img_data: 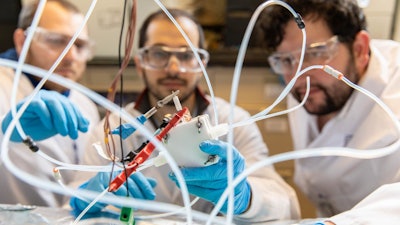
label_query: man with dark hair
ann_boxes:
[256,0,400,219]
[70,8,300,223]
[0,0,99,206]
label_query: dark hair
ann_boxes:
[256,0,367,52]
[138,8,206,49]
[18,0,80,30]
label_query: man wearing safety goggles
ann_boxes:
[71,8,301,223]
[0,0,99,207]
[257,0,400,223]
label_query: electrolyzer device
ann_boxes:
[159,114,228,168]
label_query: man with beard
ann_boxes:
[0,0,99,206]
[70,8,300,223]
[257,0,400,219]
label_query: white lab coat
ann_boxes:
[81,95,300,222]
[328,182,400,224]
[0,66,100,207]
[288,39,400,217]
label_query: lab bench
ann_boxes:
[0,204,322,225]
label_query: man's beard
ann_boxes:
[294,61,359,115]
[300,84,352,115]
[143,73,196,105]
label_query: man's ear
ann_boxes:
[352,30,370,75]
[13,28,26,55]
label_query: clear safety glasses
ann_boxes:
[25,27,94,60]
[137,45,209,72]
[268,35,339,75]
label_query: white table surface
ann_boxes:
[0,204,322,225]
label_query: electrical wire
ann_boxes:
[2,1,398,224]
[0,58,195,223]
[102,0,136,166]
[3,1,305,224]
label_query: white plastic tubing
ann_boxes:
[209,0,400,224]
[1,0,396,224]
[220,1,307,223]
[0,58,217,224]
[0,0,205,223]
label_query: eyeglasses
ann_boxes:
[25,27,94,60]
[137,45,209,72]
[268,35,339,75]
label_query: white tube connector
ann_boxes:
[173,96,182,111]
[323,65,343,80]
[210,123,229,139]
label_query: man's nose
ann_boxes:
[165,55,182,74]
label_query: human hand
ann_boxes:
[70,171,157,213]
[111,115,147,139]
[1,90,89,142]
[169,140,251,215]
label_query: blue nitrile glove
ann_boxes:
[1,90,89,142]
[169,140,251,215]
[70,171,157,214]
[111,115,147,139]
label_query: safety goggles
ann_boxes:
[268,35,339,75]
[25,27,94,60]
[137,45,209,72]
